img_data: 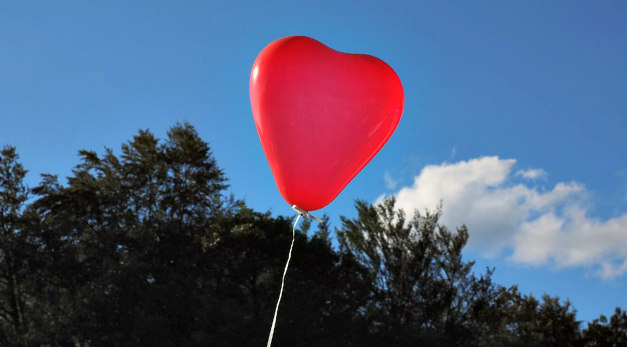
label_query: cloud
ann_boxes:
[516,168,547,180]
[383,156,627,279]
[384,171,398,189]
[449,145,457,159]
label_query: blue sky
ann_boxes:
[1,1,625,324]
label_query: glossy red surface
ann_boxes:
[250,36,404,211]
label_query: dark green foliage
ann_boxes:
[582,308,627,347]
[0,124,622,346]
[0,146,31,346]
[470,286,581,347]
[339,199,481,345]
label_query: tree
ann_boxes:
[24,123,372,346]
[583,308,627,347]
[0,146,35,346]
[204,205,372,346]
[337,197,496,345]
[0,123,620,346]
[29,123,229,346]
[472,285,580,347]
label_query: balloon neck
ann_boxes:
[292,205,323,223]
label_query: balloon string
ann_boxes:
[267,213,301,347]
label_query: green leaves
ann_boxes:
[337,197,587,346]
[0,145,28,218]
[0,125,622,346]
[583,308,627,347]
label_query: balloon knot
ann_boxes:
[292,205,323,223]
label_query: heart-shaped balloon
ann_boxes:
[250,36,404,211]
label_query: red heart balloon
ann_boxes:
[250,36,404,212]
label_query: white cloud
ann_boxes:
[598,259,627,280]
[384,156,627,279]
[384,171,398,189]
[517,168,547,180]
[450,145,457,159]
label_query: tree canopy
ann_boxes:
[0,123,624,346]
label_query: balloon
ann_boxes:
[250,36,404,212]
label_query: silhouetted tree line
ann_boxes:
[0,123,625,346]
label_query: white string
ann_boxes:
[267,214,301,347]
